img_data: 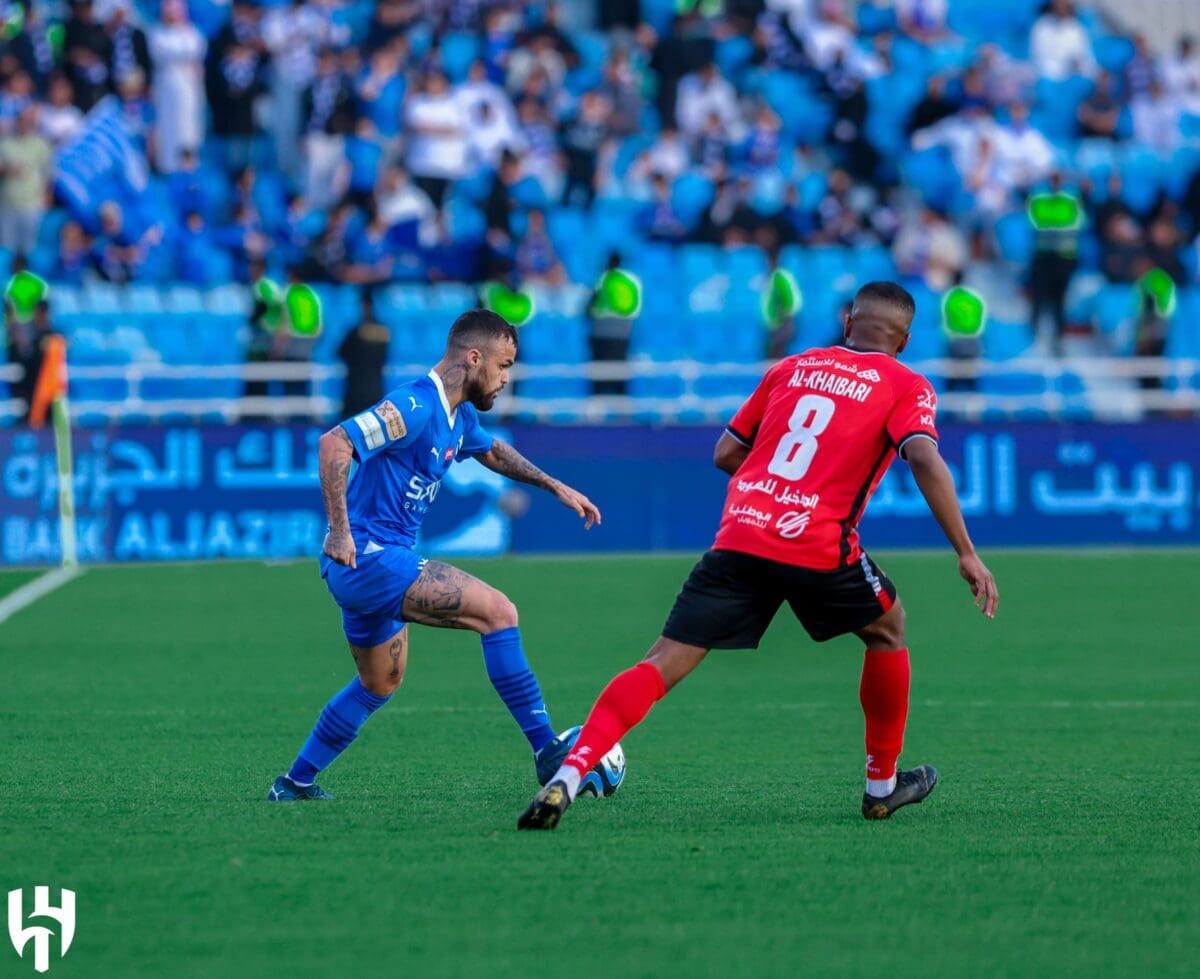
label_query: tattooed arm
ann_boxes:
[477,438,602,529]
[320,426,358,567]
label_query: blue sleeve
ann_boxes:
[341,390,433,462]
[457,409,496,460]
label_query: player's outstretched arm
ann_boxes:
[477,438,602,529]
[903,437,998,618]
[320,426,358,568]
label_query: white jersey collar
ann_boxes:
[427,369,457,426]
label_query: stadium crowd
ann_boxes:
[0,0,1198,359]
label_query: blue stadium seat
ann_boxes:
[995,210,1034,265]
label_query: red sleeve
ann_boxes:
[886,375,939,457]
[725,363,779,446]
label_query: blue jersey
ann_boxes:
[339,370,495,549]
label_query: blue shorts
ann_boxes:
[320,546,427,648]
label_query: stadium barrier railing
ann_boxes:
[1,357,1198,424]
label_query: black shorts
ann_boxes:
[661,549,897,649]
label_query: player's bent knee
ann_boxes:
[484,591,519,632]
[362,673,403,697]
[858,601,906,650]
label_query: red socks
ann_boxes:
[859,648,910,780]
[563,662,666,774]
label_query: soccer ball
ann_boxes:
[558,725,626,798]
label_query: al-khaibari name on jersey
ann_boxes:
[714,345,939,570]
[340,370,495,548]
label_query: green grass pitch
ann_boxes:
[1,552,1196,979]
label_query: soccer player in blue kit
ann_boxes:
[268,310,601,801]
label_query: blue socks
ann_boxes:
[481,626,555,753]
[288,677,391,785]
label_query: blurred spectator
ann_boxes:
[964,135,1009,218]
[344,201,397,286]
[587,251,633,397]
[912,102,997,180]
[745,102,783,170]
[1124,34,1157,102]
[6,4,57,94]
[0,70,36,135]
[39,76,85,150]
[303,200,354,281]
[460,61,523,172]
[338,290,391,418]
[515,208,567,286]
[482,150,520,277]
[92,199,158,282]
[699,174,757,245]
[977,44,1033,107]
[206,0,268,174]
[824,54,876,179]
[649,12,712,127]
[906,75,956,137]
[405,69,468,213]
[263,0,325,181]
[64,0,113,112]
[996,102,1054,190]
[378,166,439,247]
[561,89,610,208]
[0,105,50,256]
[676,62,744,144]
[1077,71,1122,140]
[1160,36,1200,115]
[812,167,867,245]
[893,205,967,290]
[105,2,153,93]
[515,97,561,196]
[175,210,223,284]
[694,110,730,174]
[599,49,643,137]
[1030,0,1096,80]
[896,0,950,44]
[167,147,209,218]
[302,48,355,208]
[638,126,689,183]
[368,0,421,47]
[115,68,155,159]
[508,33,566,93]
[802,3,858,73]
[639,172,689,242]
[149,1,206,172]
[356,40,407,141]
[343,118,383,208]
[1132,80,1182,155]
[54,221,91,284]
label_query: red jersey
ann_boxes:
[713,346,939,570]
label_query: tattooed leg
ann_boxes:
[402,560,519,634]
[349,626,409,697]
[404,561,555,753]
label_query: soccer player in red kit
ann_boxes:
[519,281,999,829]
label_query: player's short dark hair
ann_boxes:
[854,281,916,318]
[446,309,518,354]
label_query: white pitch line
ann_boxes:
[0,567,83,625]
